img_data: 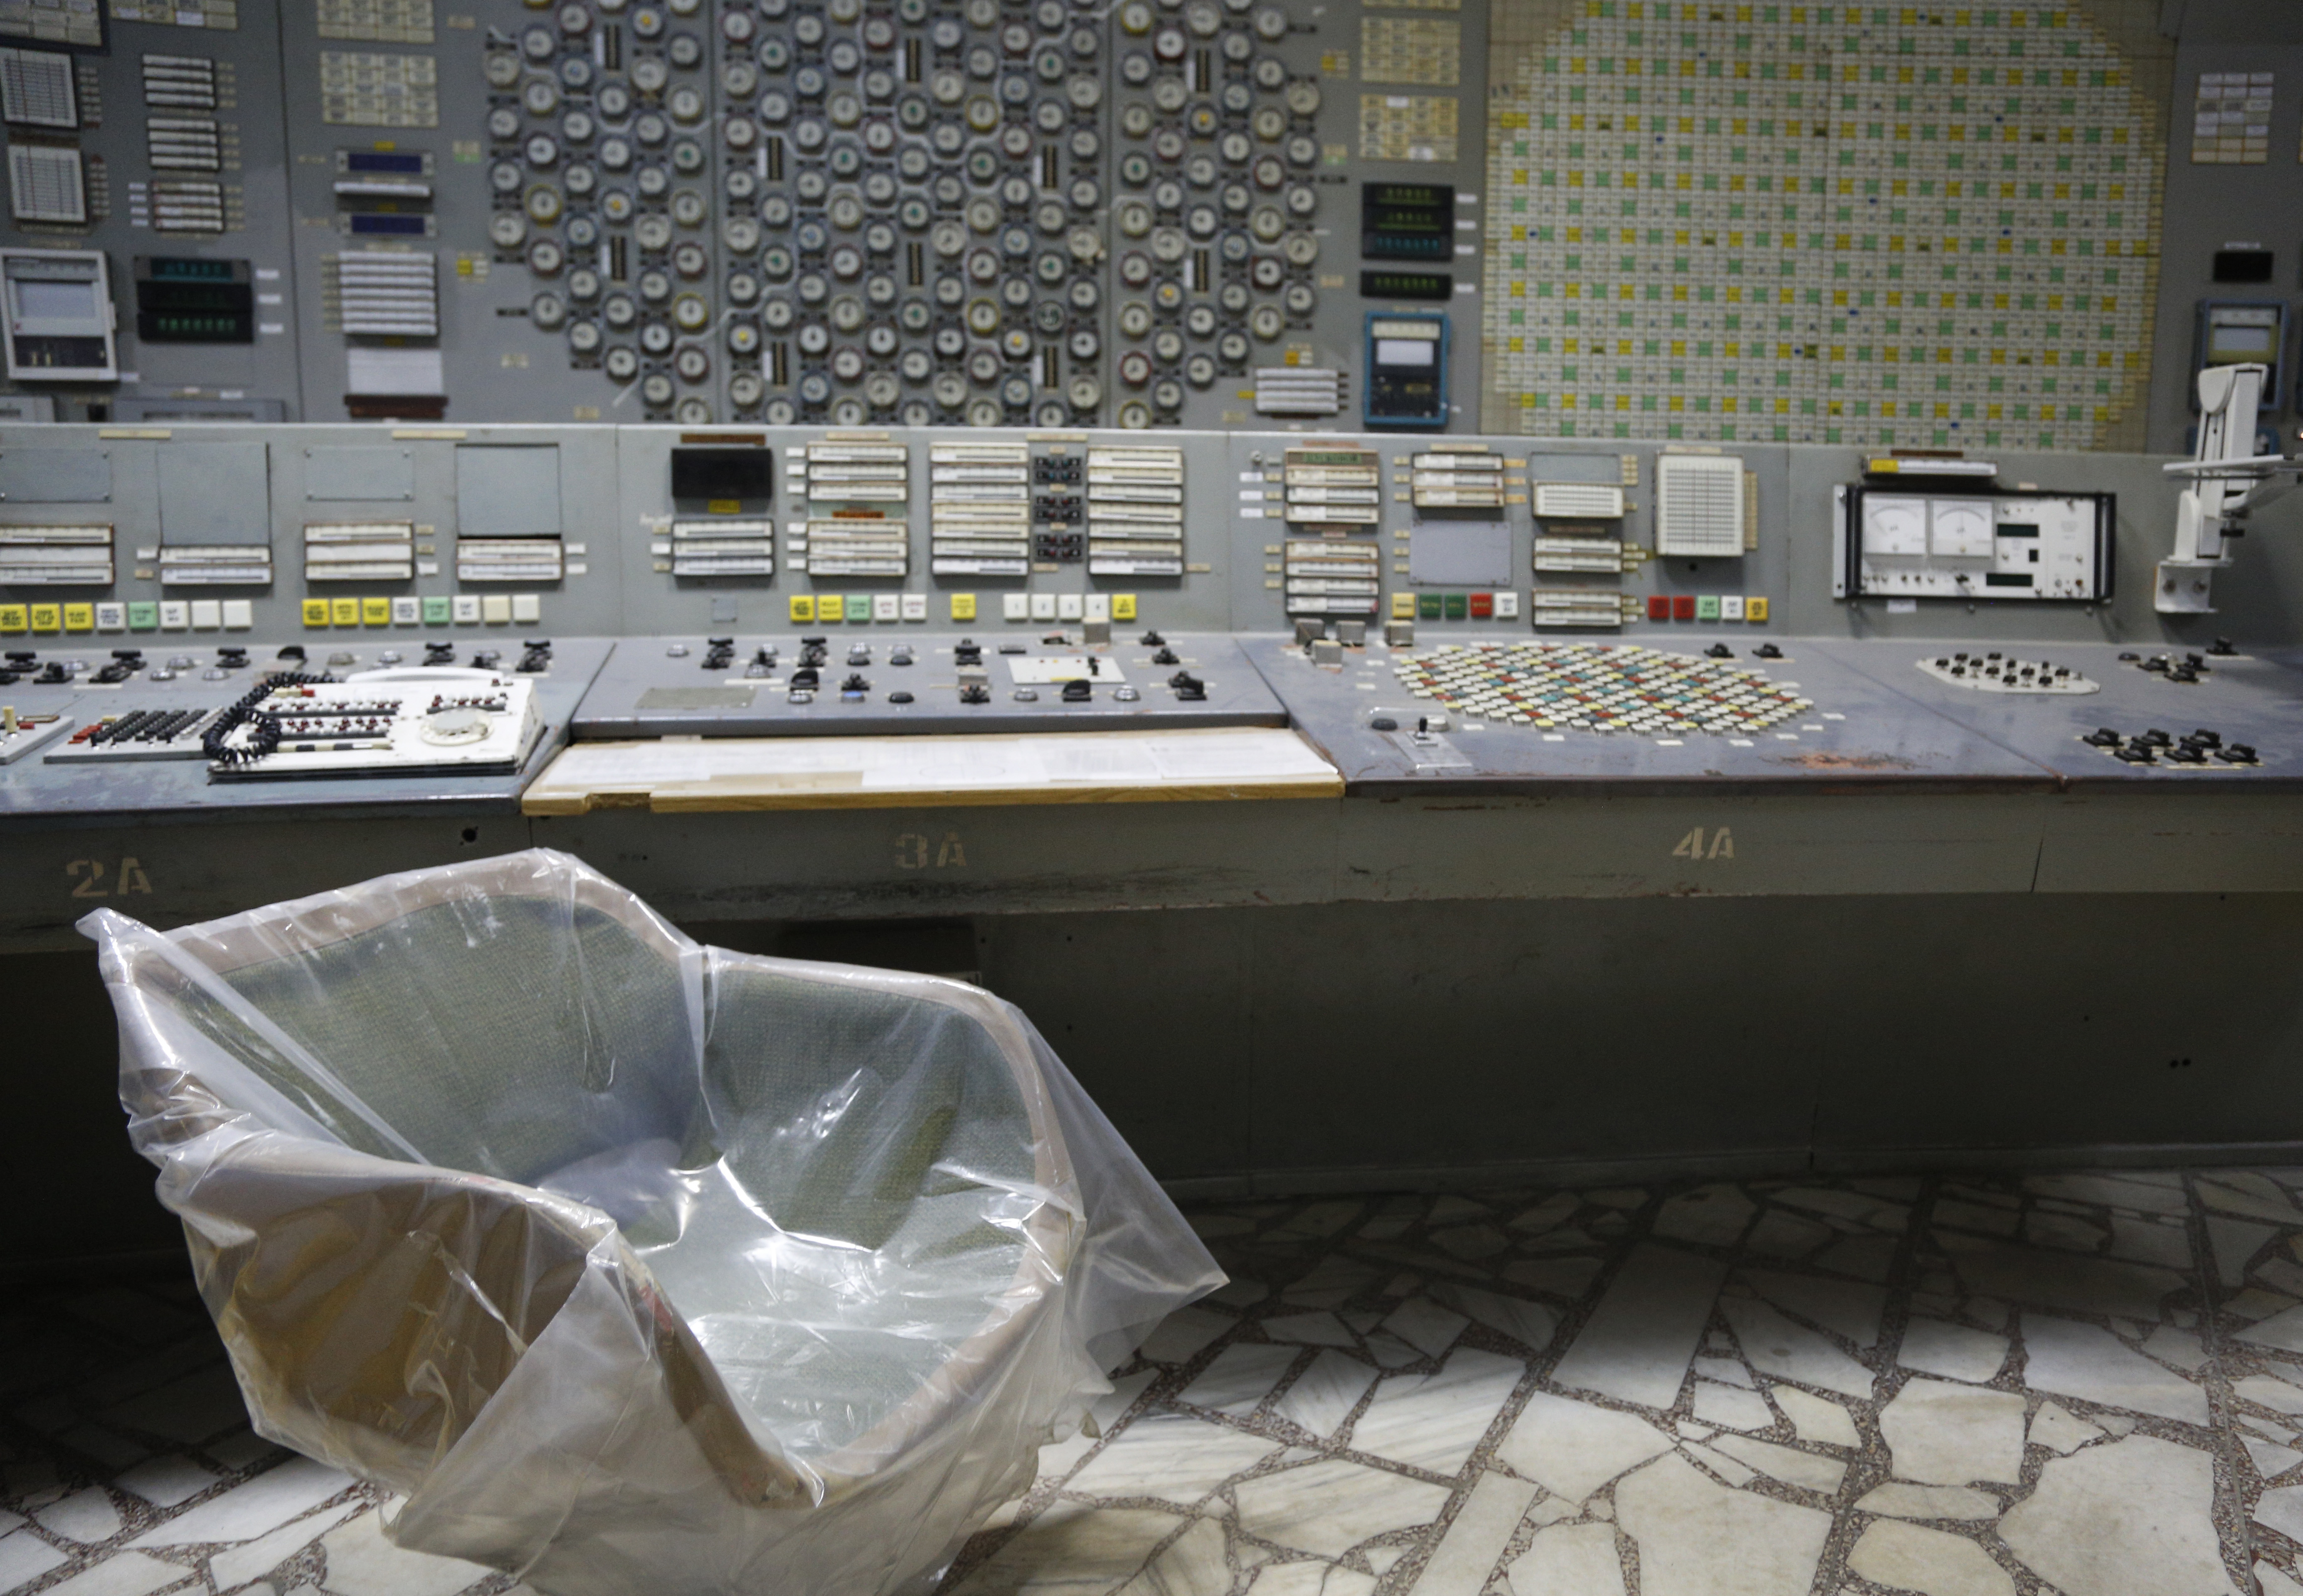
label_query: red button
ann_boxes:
[1672,595,1697,621]
[1647,595,1671,621]
[1468,592,1494,618]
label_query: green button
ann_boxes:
[1443,592,1468,619]
[421,595,451,624]
[846,594,872,623]
[1696,594,1721,621]
[1418,592,1442,619]
[126,601,158,631]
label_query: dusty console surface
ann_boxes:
[1241,633,2059,797]
[570,629,1281,738]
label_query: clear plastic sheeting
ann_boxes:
[79,849,1221,1596]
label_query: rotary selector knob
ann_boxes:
[532,293,567,329]
[528,238,565,275]
[489,212,528,247]
[485,51,522,87]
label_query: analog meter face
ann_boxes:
[1928,499,1996,558]
[1860,495,1928,557]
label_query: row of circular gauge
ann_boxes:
[475,0,1319,422]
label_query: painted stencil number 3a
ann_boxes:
[894,831,968,869]
[1672,827,1735,860]
[67,857,153,897]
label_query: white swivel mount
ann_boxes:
[2158,363,2303,613]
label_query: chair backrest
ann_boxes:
[700,963,1038,1251]
[212,894,695,1185]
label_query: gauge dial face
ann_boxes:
[1928,499,1996,557]
[1861,496,1928,557]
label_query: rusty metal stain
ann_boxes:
[1767,750,1922,773]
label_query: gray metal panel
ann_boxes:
[301,445,414,502]
[114,399,288,424]
[0,637,614,824]
[1407,520,1512,587]
[607,427,1241,638]
[1242,632,2059,797]
[570,632,1284,739]
[156,441,270,544]
[0,448,111,504]
[455,445,563,537]
[1810,637,2303,791]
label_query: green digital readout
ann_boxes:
[1360,270,1453,302]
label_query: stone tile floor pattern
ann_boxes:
[12,1172,2303,1594]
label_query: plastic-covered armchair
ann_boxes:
[81,850,1220,1596]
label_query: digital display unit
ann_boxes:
[670,445,775,505]
[1364,313,1450,429]
[1361,183,1456,263]
[1360,270,1454,303]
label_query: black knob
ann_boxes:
[841,673,869,694]
[1370,716,1398,731]
[888,690,914,704]
[2115,745,2155,764]
[959,682,990,704]
[1060,678,1092,702]
[1140,630,1165,645]
[1704,643,1733,659]
[790,666,819,689]
[2210,637,2236,656]
[2082,728,2122,747]
[1152,647,1179,665]
[274,645,306,661]
[4,650,33,664]
[1754,643,1783,660]
[2140,728,2172,746]
[2226,743,2259,763]
[2189,729,2222,747]
[524,639,552,650]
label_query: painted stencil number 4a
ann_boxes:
[1672,827,1735,860]
[67,857,153,897]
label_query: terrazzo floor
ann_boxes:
[10,1170,2303,1596]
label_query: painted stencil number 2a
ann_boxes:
[1672,827,1735,860]
[67,858,154,897]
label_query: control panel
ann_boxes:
[1832,485,2114,605]
[570,626,1281,736]
[0,0,1499,430]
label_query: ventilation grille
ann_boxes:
[8,143,84,223]
[1654,454,1745,557]
[0,47,77,128]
